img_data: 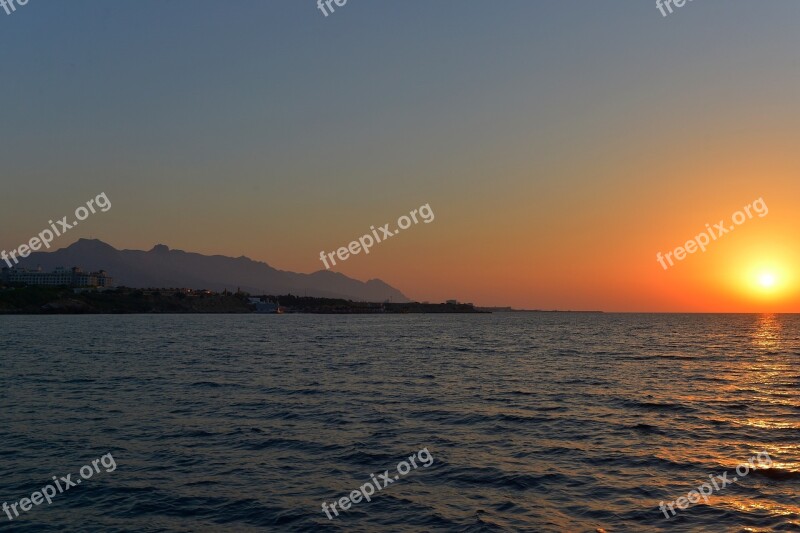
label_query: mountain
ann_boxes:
[15,239,409,302]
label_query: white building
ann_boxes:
[0,267,114,287]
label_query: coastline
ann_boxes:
[0,287,488,315]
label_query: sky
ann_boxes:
[1,0,799,311]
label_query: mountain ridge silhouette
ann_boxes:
[15,239,409,302]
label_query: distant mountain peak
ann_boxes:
[66,238,118,253]
[72,238,108,246]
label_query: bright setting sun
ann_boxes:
[723,245,798,307]
[758,272,777,289]
[744,264,791,299]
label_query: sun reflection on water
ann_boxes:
[751,314,782,351]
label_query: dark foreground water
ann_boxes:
[1,313,798,532]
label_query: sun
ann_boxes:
[749,267,788,298]
[722,241,797,307]
[733,260,792,300]
[758,272,777,289]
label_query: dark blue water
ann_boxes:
[1,314,798,532]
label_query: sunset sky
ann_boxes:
[2,1,799,311]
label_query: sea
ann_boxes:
[1,313,798,532]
